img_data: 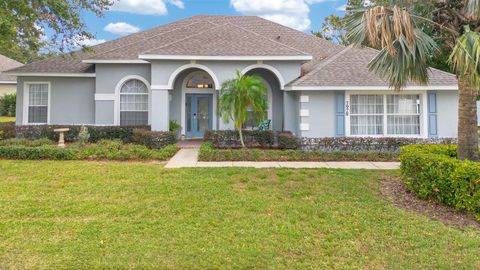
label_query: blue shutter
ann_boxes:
[335,93,345,136]
[428,92,438,137]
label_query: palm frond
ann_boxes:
[346,5,437,89]
[449,26,480,87]
[219,70,268,130]
[465,0,480,20]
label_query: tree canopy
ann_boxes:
[0,0,112,63]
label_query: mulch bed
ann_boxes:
[380,177,480,230]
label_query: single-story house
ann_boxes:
[6,15,458,138]
[0,54,23,96]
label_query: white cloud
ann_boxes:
[110,0,184,15]
[230,0,333,31]
[104,22,140,36]
[77,37,106,47]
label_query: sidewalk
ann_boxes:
[165,149,400,169]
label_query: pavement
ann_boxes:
[165,149,400,169]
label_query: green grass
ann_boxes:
[0,161,479,269]
[0,116,14,123]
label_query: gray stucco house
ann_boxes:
[6,15,459,138]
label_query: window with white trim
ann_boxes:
[119,79,149,126]
[27,83,49,124]
[350,95,384,135]
[349,94,421,136]
[387,95,421,135]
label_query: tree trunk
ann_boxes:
[238,128,246,148]
[457,76,479,161]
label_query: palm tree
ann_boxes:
[219,70,268,148]
[345,0,480,161]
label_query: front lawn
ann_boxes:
[0,161,479,269]
[0,116,14,123]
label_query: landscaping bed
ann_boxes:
[0,138,178,161]
[0,125,178,161]
[198,142,399,162]
[400,144,480,221]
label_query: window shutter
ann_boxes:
[335,93,345,136]
[427,92,438,137]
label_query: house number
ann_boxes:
[345,101,349,116]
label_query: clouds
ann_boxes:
[104,22,140,36]
[110,0,184,15]
[230,0,334,31]
[77,37,106,47]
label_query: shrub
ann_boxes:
[302,137,457,153]
[0,138,53,147]
[15,125,150,142]
[0,122,15,139]
[0,145,79,160]
[400,144,480,220]
[0,139,178,161]
[205,130,275,148]
[77,126,90,146]
[169,120,181,135]
[132,129,176,149]
[0,94,16,117]
[198,143,398,162]
[278,132,300,150]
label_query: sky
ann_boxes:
[77,0,348,46]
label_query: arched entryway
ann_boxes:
[169,68,217,138]
[242,67,284,131]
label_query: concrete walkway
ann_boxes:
[165,149,400,169]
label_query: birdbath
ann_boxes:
[53,128,69,148]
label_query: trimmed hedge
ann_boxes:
[15,125,151,143]
[0,139,178,161]
[132,129,176,149]
[199,142,398,162]
[400,144,480,220]
[302,137,457,153]
[0,122,15,139]
[205,130,275,148]
[0,138,53,147]
[0,145,79,160]
[278,132,300,150]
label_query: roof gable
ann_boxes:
[289,46,457,88]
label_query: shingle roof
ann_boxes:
[0,54,23,82]
[7,15,457,88]
[288,46,458,87]
[142,23,309,56]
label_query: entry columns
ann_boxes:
[151,87,170,131]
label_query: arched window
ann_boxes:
[120,79,149,126]
[186,72,213,88]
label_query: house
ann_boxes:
[0,54,23,96]
[6,16,458,138]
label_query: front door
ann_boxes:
[185,94,213,138]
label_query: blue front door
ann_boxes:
[185,94,213,138]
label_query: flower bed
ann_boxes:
[198,142,398,162]
[0,139,178,161]
[400,144,480,220]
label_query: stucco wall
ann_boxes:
[298,91,336,138]
[16,77,95,125]
[94,64,151,125]
[150,60,302,89]
[283,91,299,135]
[436,90,458,138]
[0,84,16,96]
